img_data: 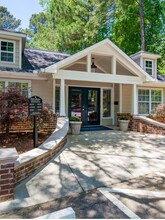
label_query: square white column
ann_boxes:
[60,79,66,116]
[132,84,138,115]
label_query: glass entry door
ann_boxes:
[69,87,100,125]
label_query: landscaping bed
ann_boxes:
[0,131,52,154]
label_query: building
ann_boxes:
[0,29,164,127]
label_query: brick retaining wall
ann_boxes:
[131,116,165,135]
[0,117,69,203]
[0,114,57,133]
[14,136,67,185]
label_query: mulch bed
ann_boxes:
[0,131,52,154]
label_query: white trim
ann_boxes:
[0,79,31,97]
[102,88,112,119]
[111,84,115,125]
[54,70,143,84]
[19,39,22,68]
[60,79,66,116]
[144,59,154,77]
[119,84,122,113]
[87,53,91,72]
[132,84,138,115]
[0,72,47,80]
[52,79,55,113]
[111,56,116,75]
[45,38,153,82]
[0,39,15,63]
[137,87,163,115]
[100,88,103,125]
[98,188,141,219]
[0,30,26,38]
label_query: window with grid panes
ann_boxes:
[138,89,162,114]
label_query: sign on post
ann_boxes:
[28,96,43,148]
[28,96,42,116]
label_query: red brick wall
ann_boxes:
[0,163,15,202]
[14,136,67,185]
[131,117,165,135]
[0,114,57,133]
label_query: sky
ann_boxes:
[1,0,44,29]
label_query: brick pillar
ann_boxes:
[0,148,18,203]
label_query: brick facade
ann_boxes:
[0,117,69,203]
[0,114,57,133]
[0,149,18,202]
[131,116,165,135]
[14,136,67,185]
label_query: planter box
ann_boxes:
[70,121,82,134]
[119,120,129,131]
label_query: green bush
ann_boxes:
[69,116,81,121]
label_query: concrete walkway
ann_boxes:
[1,130,165,212]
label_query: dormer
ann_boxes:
[130,51,161,79]
[0,29,26,69]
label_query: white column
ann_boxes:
[52,79,55,114]
[19,40,22,68]
[132,84,138,115]
[119,84,122,113]
[111,56,116,75]
[111,84,115,125]
[87,53,91,72]
[60,79,66,116]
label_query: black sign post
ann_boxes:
[28,96,43,148]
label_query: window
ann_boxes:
[138,89,162,114]
[0,40,14,62]
[55,86,60,114]
[102,89,111,117]
[0,81,30,97]
[145,60,153,76]
[0,81,5,92]
[8,82,29,97]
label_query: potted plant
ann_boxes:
[118,117,130,131]
[69,116,82,135]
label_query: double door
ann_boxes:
[69,87,100,126]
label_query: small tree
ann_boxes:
[0,86,28,134]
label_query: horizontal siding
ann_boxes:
[31,80,53,107]
[122,84,132,113]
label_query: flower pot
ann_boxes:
[70,121,82,134]
[119,120,129,131]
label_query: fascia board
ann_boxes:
[0,71,47,80]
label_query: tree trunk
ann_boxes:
[138,0,145,51]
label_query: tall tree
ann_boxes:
[0,6,21,30]
[39,0,113,53]
[24,12,57,50]
[138,0,145,51]
[111,0,165,74]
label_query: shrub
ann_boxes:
[0,87,28,133]
[149,104,165,118]
[69,116,81,121]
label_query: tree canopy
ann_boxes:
[0,6,21,30]
[2,0,164,74]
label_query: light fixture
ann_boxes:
[91,58,97,72]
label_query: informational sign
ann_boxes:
[28,96,42,116]
[28,96,43,148]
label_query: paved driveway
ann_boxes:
[14,130,165,203]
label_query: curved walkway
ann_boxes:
[1,130,165,213]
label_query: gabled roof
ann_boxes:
[44,38,154,81]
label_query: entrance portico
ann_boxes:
[46,39,153,126]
